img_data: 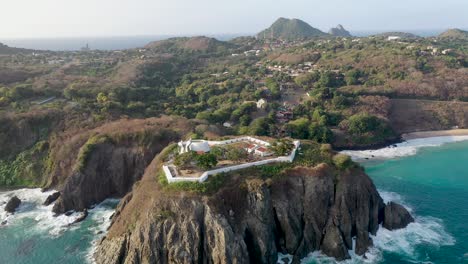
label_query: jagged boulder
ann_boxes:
[5,196,21,213]
[383,202,414,230]
[43,192,60,206]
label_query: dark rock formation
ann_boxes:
[94,164,413,263]
[329,24,352,37]
[70,209,88,225]
[5,196,21,213]
[383,202,414,230]
[43,192,60,206]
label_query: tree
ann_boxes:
[345,114,394,144]
[210,146,225,160]
[195,153,218,170]
[347,114,382,135]
[309,123,333,143]
[225,146,248,162]
[248,117,273,136]
[174,152,195,169]
[345,69,361,85]
[271,139,295,156]
[286,118,310,139]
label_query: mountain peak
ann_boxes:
[257,17,327,40]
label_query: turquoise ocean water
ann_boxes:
[364,140,468,264]
[303,138,468,263]
[1,139,467,263]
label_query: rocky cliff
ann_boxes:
[95,160,413,263]
[329,25,352,37]
[50,117,193,214]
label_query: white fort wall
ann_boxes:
[164,140,300,183]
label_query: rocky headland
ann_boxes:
[94,145,413,263]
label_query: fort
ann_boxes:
[163,137,300,183]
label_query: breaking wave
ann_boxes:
[0,188,117,263]
[341,136,468,161]
[278,190,454,264]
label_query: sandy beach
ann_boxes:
[402,129,468,140]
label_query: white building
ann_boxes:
[387,36,401,41]
[257,99,267,109]
[178,139,211,154]
[254,147,273,157]
[223,122,233,128]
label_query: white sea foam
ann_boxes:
[341,135,468,161]
[0,188,83,235]
[277,190,454,264]
[0,188,118,263]
[85,199,119,264]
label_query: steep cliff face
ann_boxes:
[52,139,167,214]
[0,110,61,160]
[95,163,412,263]
[51,117,193,214]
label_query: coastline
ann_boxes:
[341,130,468,160]
[402,129,468,140]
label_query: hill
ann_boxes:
[372,32,420,39]
[329,24,352,37]
[257,17,327,40]
[438,29,468,40]
[145,36,234,52]
[0,42,32,55]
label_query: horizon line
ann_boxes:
[1,27,467,40]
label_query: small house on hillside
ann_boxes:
[255,147,273,157]
[257,99,267,109]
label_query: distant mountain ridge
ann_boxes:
[257,17,327,40]
[329,24,352,37]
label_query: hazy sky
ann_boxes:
[2,0,467,38]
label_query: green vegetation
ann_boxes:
[0,141,49,186]
[332,154,353,170]
[270,138,295,156]
[293,142,333,167]
[1,26,467,189]
[195,153,218,170]
[342,114,395,144]
[257,18,327,40]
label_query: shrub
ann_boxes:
[271,138,295,156]
[333,154,353,170]
[195,153,218,170]
[174,152,195,169]
[224,146,248,162]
